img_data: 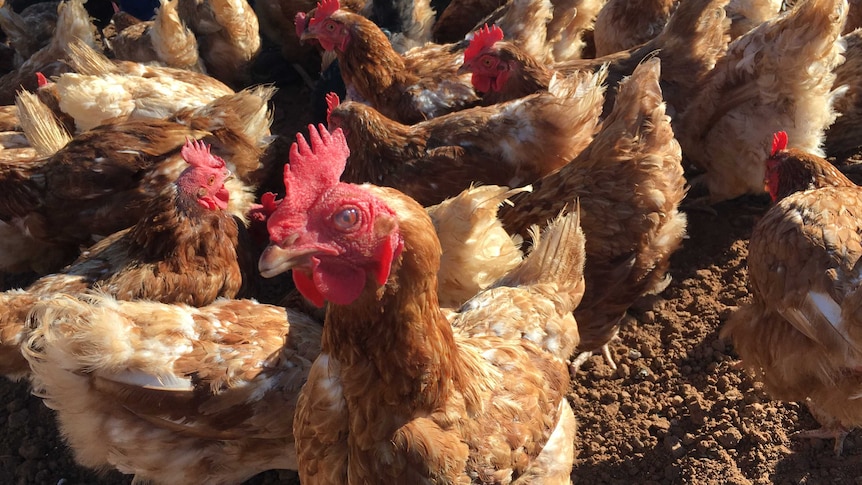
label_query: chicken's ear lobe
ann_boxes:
[375,232,404,286]
[464,24,504,63]
[772,131,788,157]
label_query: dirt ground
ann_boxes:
[1,67,860,485]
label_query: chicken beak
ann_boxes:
[259,244,314,278]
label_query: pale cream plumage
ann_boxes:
[678,0,847,202]
[24,294,322,484]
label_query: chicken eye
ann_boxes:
[325,21,336,31]
[482,57,494,68]
[207,175,216,186]
[333,207,360,231]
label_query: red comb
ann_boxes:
[325,92,340,126]
[464,24,503,63]
[309,0,340,27]
[35,72,48,87]
[771,131,788,157]
[282,124,350,213]
[111,1,120,14]
[181,138,226,169]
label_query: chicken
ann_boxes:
[721,132,862,455]
[104,0,206,72]
[296,0,479,124]
[592,0,675,57]
[678,0,846,203]
[497,58,687,368]
[177,0,261,88]
[24,293,322,484]
[428,184,527,308]
[0,1,59,68]
[0,0,98,106]
[0,139,252,379]
[825,28,862,157]
[0,89,263,274]
[47,38,234,133]
[461,0,730,118]
[326,65,606,206]
[258,124,585,483]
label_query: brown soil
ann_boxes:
[1,62,859,485]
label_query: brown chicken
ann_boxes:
[177,0,261,88]
[460,0,730,118]
[592,0,675,56]
[258,124,585,483]
[105,0,206,72]
[326,65,606,205]
[498,58,688,368]
[296,0,479,124]
[0,88,264,274]
[0,139,252,379]
[722,132,862,455]
[0,0,98,106]
[24,293,322,484]
[678,0,846,203]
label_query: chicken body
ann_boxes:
[723,146,862,454]
[499,58,687,366]
[25,295,322,484]
[329,67,606,206]
[259,125,585,483]
[678,0,847,202]
[592,0,674,56]
[106,0,206,72]
[49,39,235,133]
[178,0,261,88]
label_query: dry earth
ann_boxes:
[1,52,861,485]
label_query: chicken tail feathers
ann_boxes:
[16,89,71,157]
[497,203,586,301]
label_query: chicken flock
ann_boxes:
[0,0,857,482]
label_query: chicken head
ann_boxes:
[296,0,351,52]
[176,139,231,210]
[259,124,404,307]
[460,24,510,93]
